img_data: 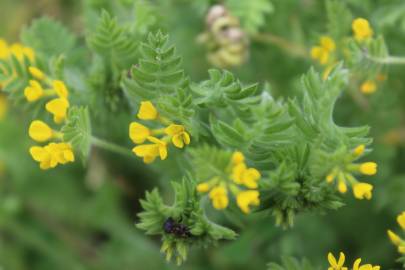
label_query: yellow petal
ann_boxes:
[328,252,338,267]
[352,18,373,41]
[353,258,361,270]
[29,146,46,162]
[359,162,377,175]
[28,67,45,80]
[337,252,345,267]
[353,144,365,156]
[387,230,401,246]
[320,36,336,52]
[236,190,260,214]
[183,132,191,145]
[132,144,159,158]
[360,81,377,95]
[197,183,210,193]
[159,144,168,160]
[172,134,184,148]
[164,124,184,136]
[129,122,150,144]
[352,182,373,200]
[397,212,405,230]
[137,101,158,120]
[52,80,68,98]
[45,98,69,122]
[29,120,53,142]
[231,151,245,165]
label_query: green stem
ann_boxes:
[91,137,133,157]
[366,55,405,65]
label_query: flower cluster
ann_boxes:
[28,120,75,170]
[387,211,405,254]
[24,68,70,124]
[0,38,35,89]
[310,36,336,65]
[326,145,377,200]
[328,252,380,270]
[197,151,261,214]
[129,101,191,163]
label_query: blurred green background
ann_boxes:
[1,0,404,269]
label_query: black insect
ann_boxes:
[163,217,191,238]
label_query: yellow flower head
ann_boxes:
[0,39,9,59]
[46,98,70,124]
[387,229,402,246]
[132,136,167,164]
[29,120,53,142]
[320,36,336,52]
[311,36,336,65]
[52,80,68,99]
[232,163,260,189]
[30,142,74,170]
[196,182,210,193]
[360,81,377,95]
[164,124,191,148]
[129,122,151,144]
[29,67,45,80]
[353,258,380,270]
[231,151,245,165]
[24,80,44,102]
[236,190,260,214]
[352,182,373,200]
[0,94,7,120]
[353,144,365,157]
[397,212,405,230]
[352,18,373,42]
[359,162,377,175]
[137,101,158,120]
[10,43,35,62]
[209,186,229,210]
[328,252,348,270]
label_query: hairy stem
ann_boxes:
[91,137,133,157]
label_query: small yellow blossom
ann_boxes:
[352,18,373,42]
[132,136,168,163]
[337,173,347,194]
[360,81,377,95]
[29,67,45,80]
[353,144,365,157]
[353,258,380,270]
[129,122,151,144]
[52,80,68,98]
[0,94,7,120]
[231,163,260,189]
[10,43,35,62]
[137,101,158,120]
[46,98,70,124]
[24,80,44,102]
[209,186,229,210]
[236,190,260,214]
[387,230,401,246]
[328,252,348,270]
[231,151,245,165]
[397,212,405,230]
[29,120,54,142]
[196,182,210,193]
[359,162,377,175]
[0,39,9,59]
[311,36,336,65]
[30,142,75,170]
[352,182,373,200]
[164,124,191,148]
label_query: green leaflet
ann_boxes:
[137,177,236,265]
[61,106,92,163]
[21,17,76,59]
[225,0,274,34]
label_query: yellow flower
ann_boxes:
[129,122,151,144]
[353,144,365,157]
[132,136,167,163]
[387,230,402,246]
[397,212,405,230]
[328,252,348,270]
[52,80,68,98]
[30,143,74,170]
[320,36,336,52]
[352,18,373,42]
[236,190,260,214]
[196,182,210,193]
[45,98,70,124]
[353,258,380,270]
[10,43,35,62]
[0,39,9,59]
[231,162,261,189]
[337,173,347,194]
[29,120,53,142]
[209,186,229,210]
[164,124,191,148]
[28,67,45,80]
[0,94,7,120]
[359,162,377,175]
[360,81,377,95]
[137,101,158,120]
[352,182,373,200]
[231,151,245,165]
[24,80,44,102]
